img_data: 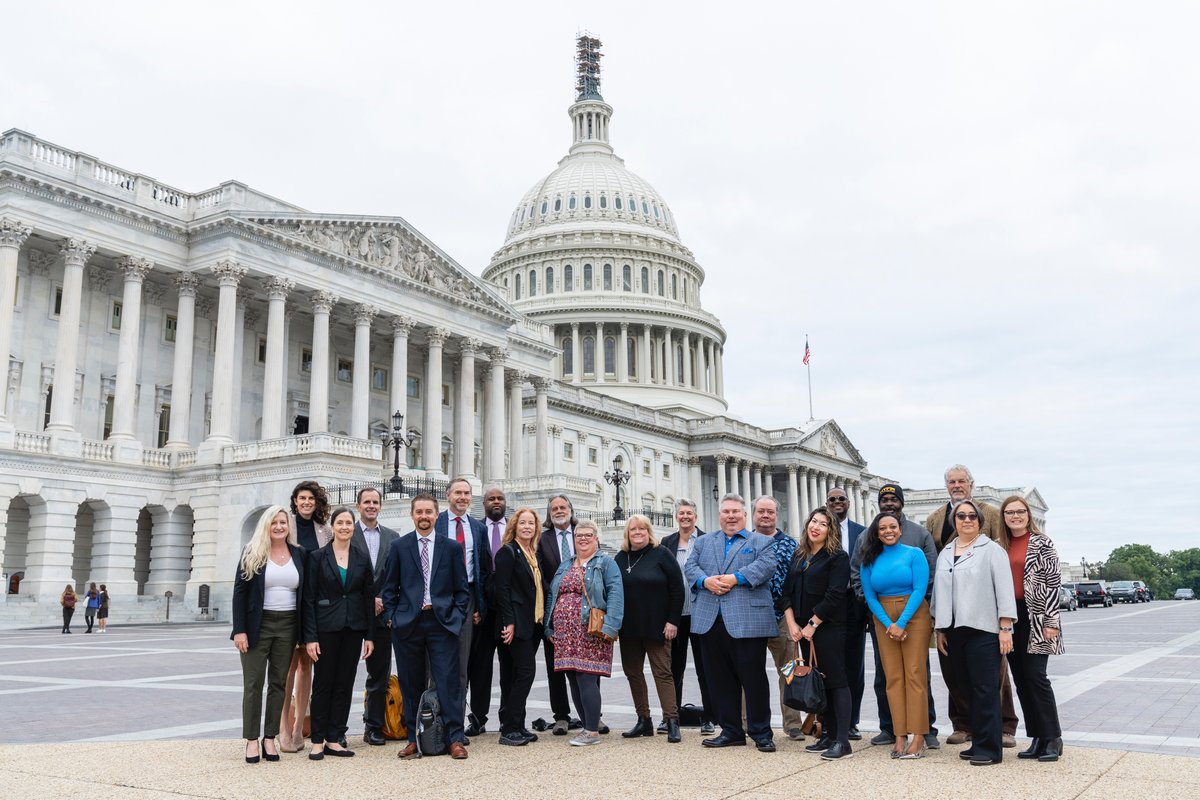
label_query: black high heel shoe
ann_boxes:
[245,741,260,764]
[261,738,280,762]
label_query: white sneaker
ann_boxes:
[569,732,601,746]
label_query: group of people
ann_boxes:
[59,581,108,634]
[231,462,1065,766]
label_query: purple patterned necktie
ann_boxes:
[419,536,431,604]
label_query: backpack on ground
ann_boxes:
[415,687,446,755]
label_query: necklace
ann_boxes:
[269,549,290,565]
[625,550,646,574]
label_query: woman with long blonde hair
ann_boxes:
[232,505,305,764]
[492,507,545,746]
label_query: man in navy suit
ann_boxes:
[827,486,867,740]
[433,477,492,717]
[351,487,400,746]
[684,493,779,751]
[382,493,470,760]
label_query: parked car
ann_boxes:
[1076,581,1113,607]
[1132,581,1151,602]
[1058,586,1078,611]
[1174,588,1196,600]
[1109,581,1140,603]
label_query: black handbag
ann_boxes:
[782,640,827,713]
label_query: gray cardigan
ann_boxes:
[931,535,1017,633]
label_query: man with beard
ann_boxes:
[466,486,508,736]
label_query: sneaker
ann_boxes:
[657,720,668,734]
[946,730,971,745]
[870,732,896,746]
[848,725,862,741]
[569,732,601,746]
[924,733,941,750]
[786,727,805,741]
[552,720,569,736]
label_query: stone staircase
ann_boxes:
[0,594,205,630]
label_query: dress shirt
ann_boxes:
[487,518,506,558]
[693,530,750,590]
[554,526,574,561]
[839,517,850,552]
[451,515,475,583]
[361,523,381,568]
[674,539,693,616]
[415,530,436,607]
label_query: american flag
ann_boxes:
[802,337,811,366]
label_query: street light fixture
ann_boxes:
[604,456,631,522]
[379,410,415,496]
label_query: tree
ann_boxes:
[1103,544,1171,597]
[1166,548,1200,595]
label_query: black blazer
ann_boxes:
[538,525,574,576]
[435,511,493,617]
[659,528,706,555]
[352,522,400,621]
[780,548,850,624]
[492,542,540,642]
[381,532,471,638]
[301,542,376,643]
[231,543,306,649]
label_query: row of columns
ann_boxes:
[712,456,872,536]
[561,321,724,394]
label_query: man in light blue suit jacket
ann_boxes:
[685,493,779,751]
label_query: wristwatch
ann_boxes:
[808,619,821,628]
[999,626,1014,633]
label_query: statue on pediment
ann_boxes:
[820,429,837,456]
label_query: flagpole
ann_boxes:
[805,334,814,421]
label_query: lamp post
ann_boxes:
[379,410,415,496]
[604,457,631,522]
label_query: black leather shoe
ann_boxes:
[847,725,862,741]
[1017,738,1043,759]
[597,720,610,735]
[307,749,323,761]
[465,713,485,737]
[568,718,583,730]
[519,729,539,743]
[821,741,853,760]
[498,731,527,746]
[755,738,777,753]
[337,735,348,749]
[700,722,716,735]
[959,749,976,760]
[702,733,747,748]
[363,729,386,746]
[1038,737,1063,762]
[805,737,832,753]
[970,757,1000,766]
[622,716,655,738]
[323,746,355,757]
[260,738,280,762]
[666,720,681,744]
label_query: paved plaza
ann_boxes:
[1,600,1198,798]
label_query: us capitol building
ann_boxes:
[0,39,1045,624]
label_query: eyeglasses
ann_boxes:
[954,512,979,521]
[1003,509,1028,517]
[827,496,848,503]
[573,532,596,540]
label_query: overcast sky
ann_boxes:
[5,2,1197,564]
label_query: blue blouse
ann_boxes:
[860,543,929,630]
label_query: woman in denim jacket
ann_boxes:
[545,519,625,746]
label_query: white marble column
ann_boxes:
[389,317,413,432]
[742,461,753,499]
[728,459,739,497]
[807,469,819,515]
[507,371,526,477]
[618,321,629,383]
[47,238,96,432]
[0,218,31,422]
[818,473,829,506]
[21,489,84,598]
[108,256,152,443]
[486,347,507,480]
[166,274,199,448]
[571,322,582,384]
[230,294,250,442]
[89,497,144,595]
[594,324,605,384]
[203,261,247,444]
[423,327,447,473]
[850,480,863,524]
[664,328,675,386]
[307,290,338,435]
[640,324,652,384]
[533,376,550,475]
[715,455,728,497]
[715,345,725,396]
[765,469,774,498]
[260,277,294,440]
[689,457,702,505]
[144,505,193,597]
[700,338,711,393]
[351,304,378,439]
[682,332,693,388]
[455,338,479,476]
[786,465,801,534]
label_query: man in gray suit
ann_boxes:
[685,493,779,751]
[352,486,400,746]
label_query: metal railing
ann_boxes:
[326,474,451,506]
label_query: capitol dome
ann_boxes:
[484,38,727,418]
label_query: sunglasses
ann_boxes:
[954,512,979,521]
[827,496,848,503]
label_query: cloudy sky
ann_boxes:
[5,2,1196,563]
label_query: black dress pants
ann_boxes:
[310,628,366,745]
[540,637,572,721]
[1007,601,1062,739]
[843,598,868,726]
[945,626,1003,762]
[468,609,499,726]
[700,617,771,742]
[671,614,713,723]
[498,627,540,735]
[361,620,392,733]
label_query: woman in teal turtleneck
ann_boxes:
[860,511,932,759]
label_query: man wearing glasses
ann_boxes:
[923,464,1018,748]
[826,487,867,741]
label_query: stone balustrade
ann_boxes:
[80,440,114,461]
[500,473,599,495]
[223,432,381,464]
[14,431,50,454]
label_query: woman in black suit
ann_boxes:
[782,506,852,761]
[231,505,305,763]
[493,507,545,746]
[302,506,375,760]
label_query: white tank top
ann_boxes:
[263,558,300,611]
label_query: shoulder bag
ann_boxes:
[782,640,826,713]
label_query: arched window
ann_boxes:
[568,195,577,210]
[603,264,613,291]
[604,337,616,374]
[546,266,555,294]
[584,194,592,209]
[562,337,573,376]
[514,272,522,299]
[622,265,632,292]
[640,266,649,294]
[627,337,637,378]
[554,197,562,212]
[584,264,593,290]
[642,200,649,215]
[529,269,537,297]
[540,199,548,215]
[657,269,665,296]
[671,273,678,299]
[564,264,573,291]
[599,194,607,209]
[615,196,623,210]
[653,202,660,218]
[583,336,595,374]
[628,194,636,210]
